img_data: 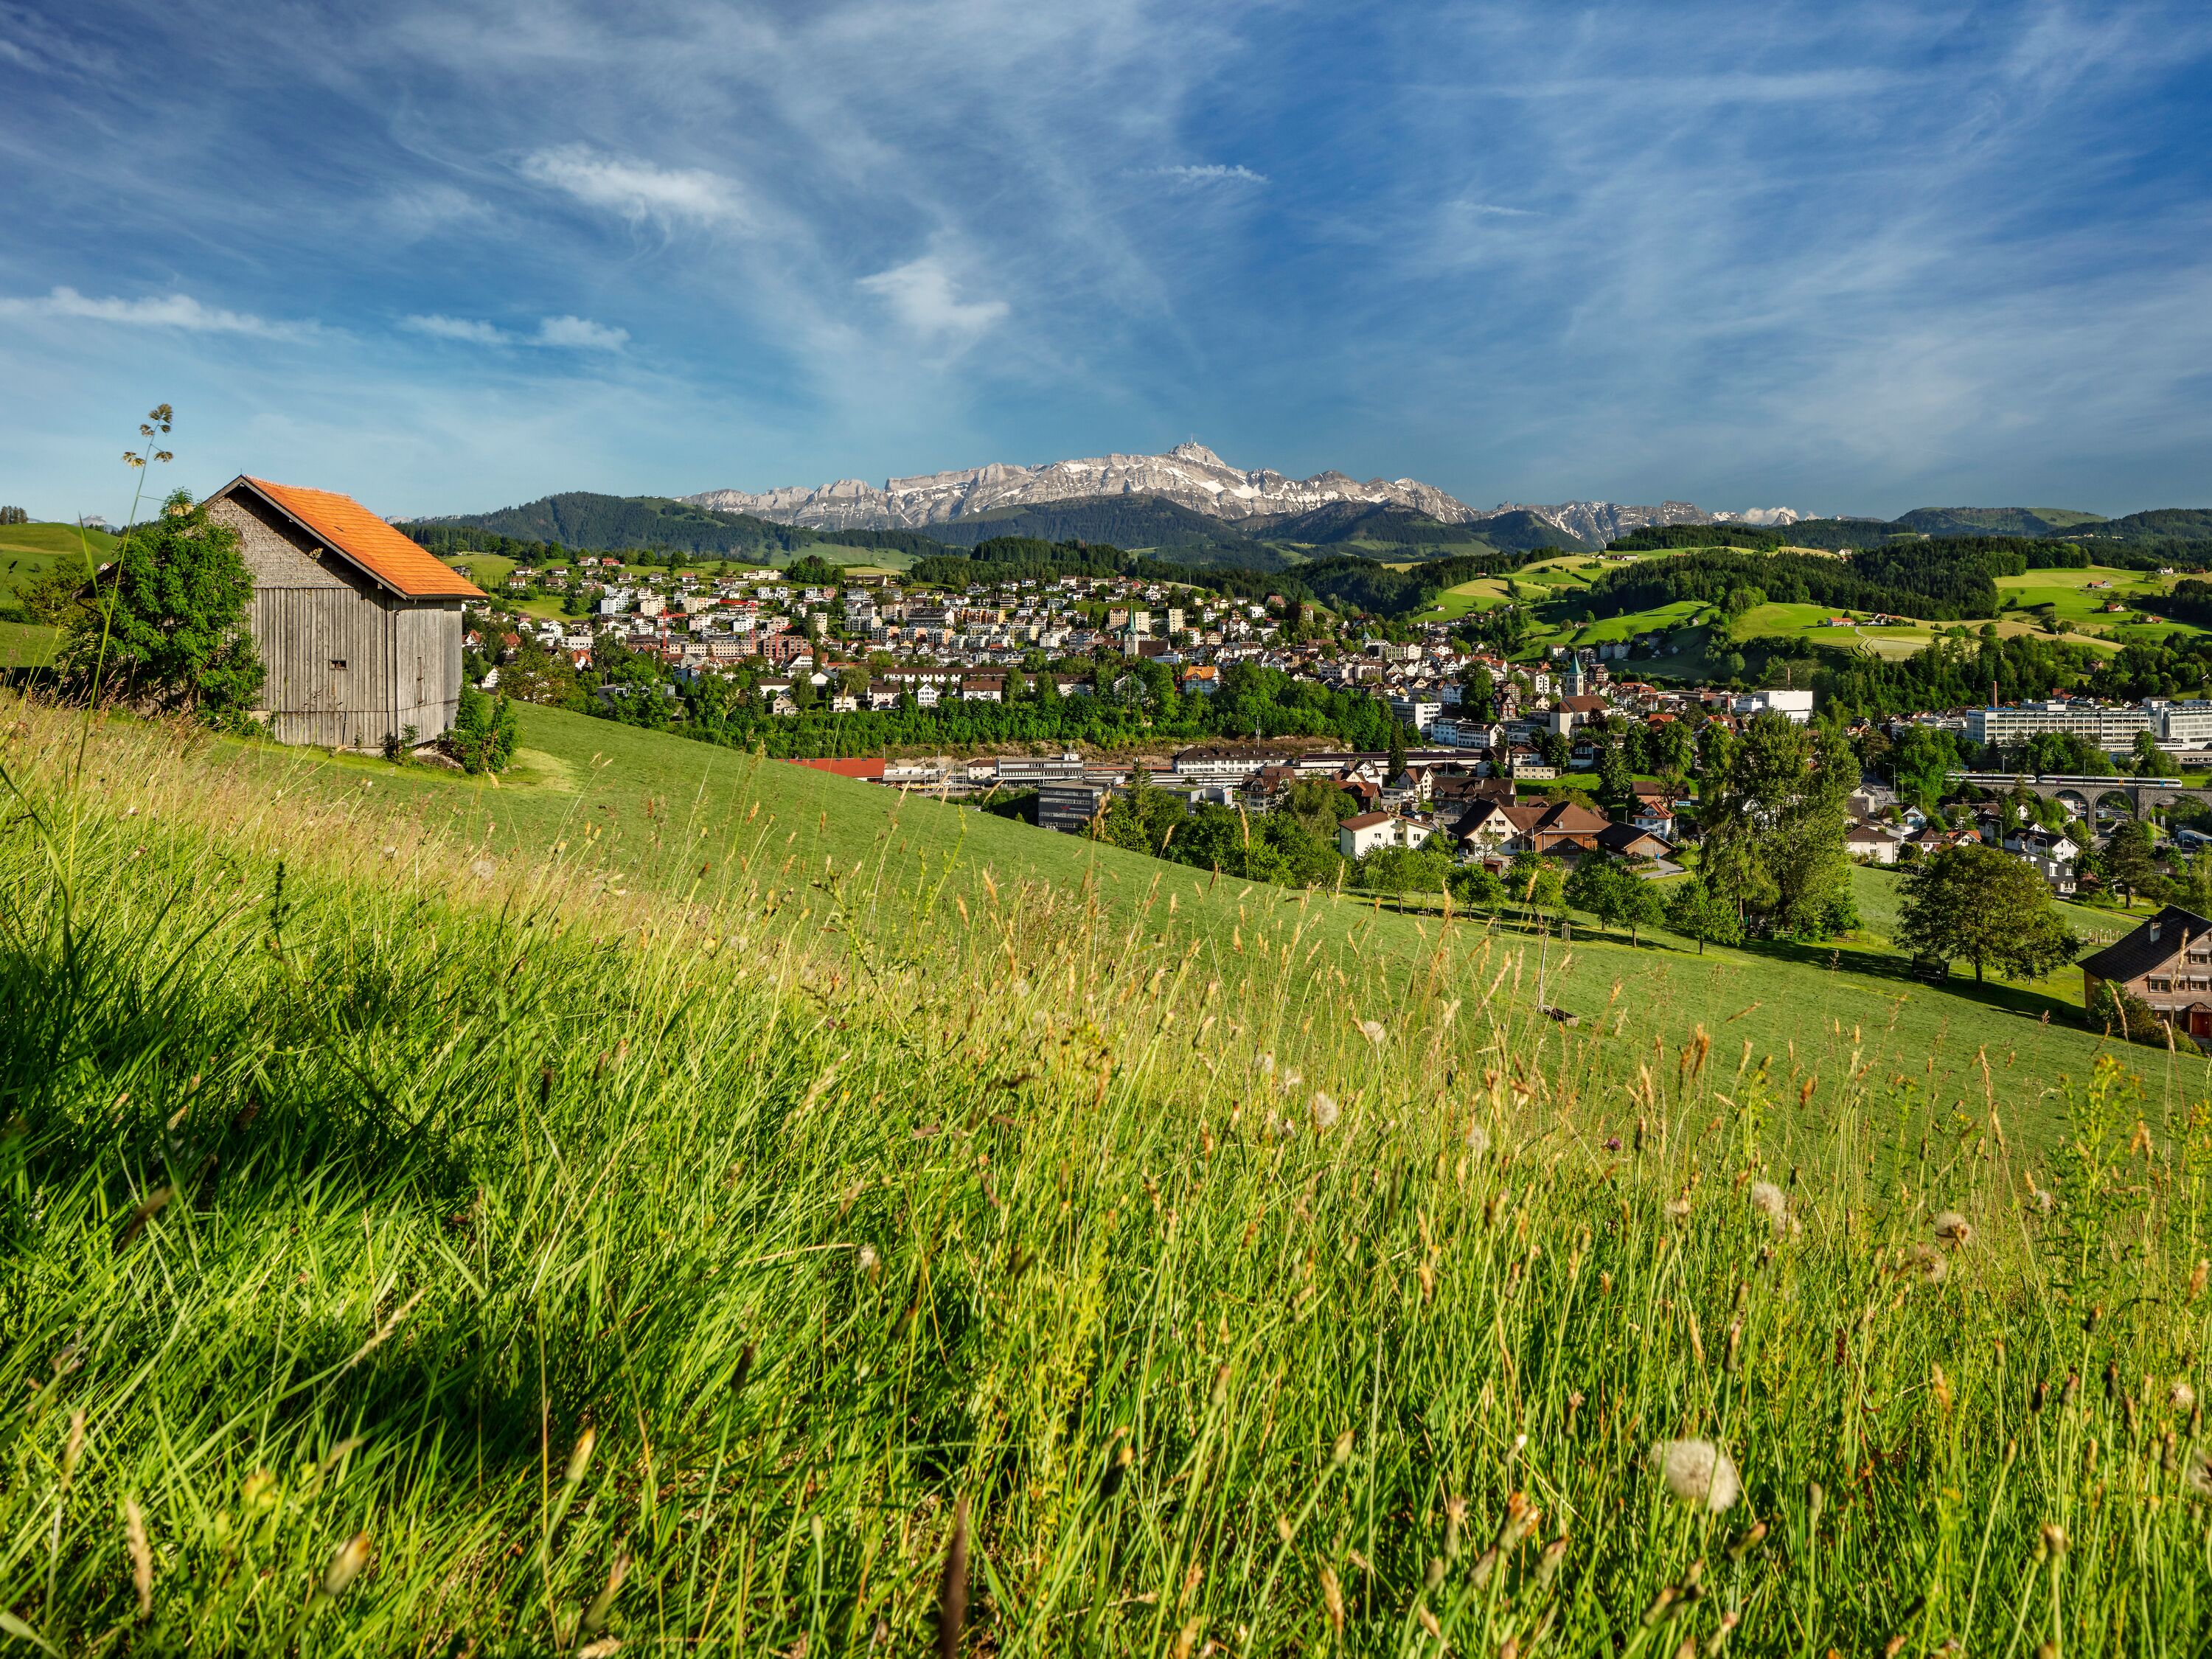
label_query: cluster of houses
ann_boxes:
[188,473,2208,938]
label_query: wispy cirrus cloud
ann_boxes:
[402,312,628,350]
[1149,163,1268,185]
[518,145,745,229]
[0,285,318,340]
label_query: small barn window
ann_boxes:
[330,658,348,670]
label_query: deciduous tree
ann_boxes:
[1894,844,2079,983]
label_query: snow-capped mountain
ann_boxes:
[684,442,1479,530]
[683,439,1802,543]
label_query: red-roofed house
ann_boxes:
[205,476,485,748]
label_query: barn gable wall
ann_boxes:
[209,484,467,748]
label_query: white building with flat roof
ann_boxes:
[1964,700,2150,751]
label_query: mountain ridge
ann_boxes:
[681,439,1805,547]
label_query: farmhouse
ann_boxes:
[2080,905,2212,1038]
[205,476,484,748]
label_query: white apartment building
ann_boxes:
[1731,689,1815,723]
[2149,700,2212,746]
[1388,698,1444,734]
[1963,700,2151,751]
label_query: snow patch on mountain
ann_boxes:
[684,439,1803,542]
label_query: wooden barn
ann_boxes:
[204,476,484,748]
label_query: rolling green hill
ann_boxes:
[41,692,2139,1135]
[1894,507,2108,537]
[3,689,2203,1654]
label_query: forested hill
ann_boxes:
[1577,543,2040,622]
[406,493,955,560]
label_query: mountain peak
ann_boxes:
[1166,440,1228,467]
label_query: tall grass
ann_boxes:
[2,695,2211,1655]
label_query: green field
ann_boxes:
[11,692,2168,1143]
[0,521,117,603]
[0,617,60,667]
[4,691,2208,1654]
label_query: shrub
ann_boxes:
[445,685,519,774]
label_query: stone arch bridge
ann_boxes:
[1950,772,2212,818]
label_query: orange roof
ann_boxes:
[235,476,484,599]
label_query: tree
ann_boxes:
[500,635,588,710]
[1538,730,1571,769]
[447,684,521,774]
[1894,844,2079,983]
[1616,866,1665,945]
[1565,857,1629,936]
[1698,712,1855,938]
[1386,722,1408,784]
[1597,739,1633,806]
[2104,818,2160,908]
[1508,850,1563,919]
[1666,877,1742,954]
[58,488,263,723]
[1448,864,1507,911]
[2132,730,2181,777]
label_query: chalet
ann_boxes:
[1844,818,1904,865]
[1338,812,1402,860]
[1452,797,1612,864]
[2081,906,2212,1038]
[204,476,484,747]
[1593,822,1672,861]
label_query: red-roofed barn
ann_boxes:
[205,476,486,748]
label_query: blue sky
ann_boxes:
[4,0,2210,524]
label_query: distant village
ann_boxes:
[459,554,2212,905]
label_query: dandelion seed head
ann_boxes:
[2170,1380,2197,1414]
[1310,1091,1339,1133]
[1357,1019,1387,1047]
[1665,1196,1692,1225]
[2188,1448,2212,1498]
[1933,1210,1972,1248]
[1749,1181,1787,1223]
[1906,1242,1948,1283]
[1466,1119,1490,1156]
[470,858,495,881]
[1253,1051,1275,1077]
[1648,1439,1740,1512]
[857,1244,879,1279]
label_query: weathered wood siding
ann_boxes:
[245,585,396,747]
[208,488,467,747]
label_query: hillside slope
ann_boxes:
[1,692,2204,1654]
[75,697,2148,1141]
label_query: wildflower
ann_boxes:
[1357,1019,1387,1047]
[1466,1119,1491,1156]
[1648,1439,1741,1512]
[1748,1181,1788,1230]
[2171,1381,2197,1415]
[1905,1243,1947,1284]
[1310,1092,1339,1133]
[1604,1135,1621,1152]
[1933,1211,1972,1248]
[320,1532,372,1600]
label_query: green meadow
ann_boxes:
[2,692,2210,1657]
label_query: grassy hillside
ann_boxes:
[21,693,2165,1142]
[0,520,117,603]
[3,693,2210,1655]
